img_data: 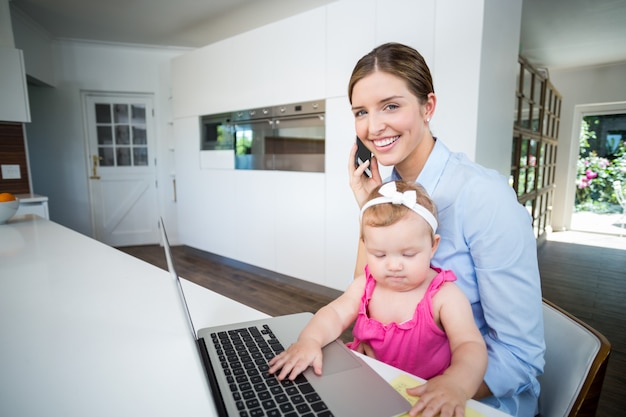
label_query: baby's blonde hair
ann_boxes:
[360,181,438,241]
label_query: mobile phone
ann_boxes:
[355,136,372,178]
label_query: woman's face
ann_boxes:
[351,71,433,169]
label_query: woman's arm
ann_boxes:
[462,179,544,402]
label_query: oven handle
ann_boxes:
[272,113,325,127]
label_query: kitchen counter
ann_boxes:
[0,215,255,416]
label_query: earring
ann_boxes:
[426,118,431,123]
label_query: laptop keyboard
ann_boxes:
[211,324,334,417]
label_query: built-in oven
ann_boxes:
[232,108,274,170]
[267,110,325,172]
[201,100,325,173]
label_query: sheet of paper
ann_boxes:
[390,374,486,417]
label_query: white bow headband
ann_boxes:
[360,182,438,232]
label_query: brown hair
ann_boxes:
[360,181,438,241]
[348,42,434,105]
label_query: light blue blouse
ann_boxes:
[391,139,545,417]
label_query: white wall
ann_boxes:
[171,0,522,290]
[23,40,185,237]
[475,0,522,175]
[431,0,521,174]
[549,61,626,230]
[10,4,55,87]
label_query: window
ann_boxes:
[512,57,561,242]
[95,102,148,167]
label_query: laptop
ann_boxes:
[159,218,409,417]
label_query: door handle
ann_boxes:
[90,154,101,179]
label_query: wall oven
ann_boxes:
[201,100,325,173]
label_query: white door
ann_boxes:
[83,92,159,247]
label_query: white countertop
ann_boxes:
[0,215,264,416]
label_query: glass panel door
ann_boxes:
[95,102,148,167]
[83,92,158,246]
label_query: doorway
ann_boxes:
[82,91,160,246]
[571,109,626,235]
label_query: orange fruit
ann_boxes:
[0,192,16,202]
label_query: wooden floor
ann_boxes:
[119,231,626,417]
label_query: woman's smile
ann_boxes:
[372,135,400,148]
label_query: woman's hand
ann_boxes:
[268,338,323,381]
[406,374,469,417]
[348,143,382,208]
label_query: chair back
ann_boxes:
[538,299,611,417]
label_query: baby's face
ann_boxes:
[362,213,436,292]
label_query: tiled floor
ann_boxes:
[570,211,626,238]
[558,211,626,251]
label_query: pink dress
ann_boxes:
[347,266,456,379]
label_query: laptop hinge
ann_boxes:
[197,338,229,417]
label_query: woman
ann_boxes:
[347,42,545,417]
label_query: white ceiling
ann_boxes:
[9,0,338,49]
[10,0,626,71]
[520,0,626,71]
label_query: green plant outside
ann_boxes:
[576,117,626,213]
[235,132,252,155]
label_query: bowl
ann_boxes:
[0,200,19,224]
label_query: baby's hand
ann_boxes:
[406,374,469,417]
[268,338,323,381]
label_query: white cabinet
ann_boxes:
[324,0,436,98]
[0,47,30,122]
[172,7,326,119]
[269,8,326,104]
[325,0,376,98]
